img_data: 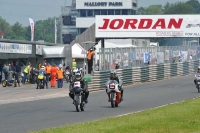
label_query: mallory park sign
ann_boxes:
[84,2,123,7]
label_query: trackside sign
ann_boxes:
[95,15,200,38]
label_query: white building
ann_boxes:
[61,0,138,44]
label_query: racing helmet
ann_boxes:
[110,69,116,78]
[41,66,45,70]
[75,72,82,80]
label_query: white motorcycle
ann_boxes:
[106,80,122,108]
[73,81,85,112]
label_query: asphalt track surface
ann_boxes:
[0,75,199,133]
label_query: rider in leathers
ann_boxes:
[69,72,89,103]
[106,70,123,102]
[194,66,200,86]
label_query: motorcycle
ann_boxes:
[37,73,45,89]
[106,80,122,108]
[195,74,200,93]
[73,81,85,112]
[2,71,16,87]
[65,70,71,83]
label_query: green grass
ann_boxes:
[29,97,200,133]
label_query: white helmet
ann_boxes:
[59,64,62,68]
[41,66,45,70]
[75,72,81,80]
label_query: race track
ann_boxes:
[0,75,199,133]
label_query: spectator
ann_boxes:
[115,62,120,69]
[22,62,31,84]
[173,57,176,63]
[0,62,4,83]
[3,64,9,80]
[190,55,193,61]
[38,63,41,70]
[178,56,182,62]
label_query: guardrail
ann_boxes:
[88,60,199,90]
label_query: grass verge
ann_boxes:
[29,97,200,133]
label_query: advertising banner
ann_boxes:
[131,52,135,60]
[123,53,129,67]
[157,52,164,64]
[0,42,32,54]
[36,45,46,55]
[173,50,180,57]
[136,52,140,60]
[96,15,200,38]
[165,50,170,60]
[144,52,149,63]
[181,51,188,61]
[116,53,121,63]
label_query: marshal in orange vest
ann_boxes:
[56,70,64,79]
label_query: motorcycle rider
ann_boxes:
[106,70,123,102]
[65,64,72,81]
[194,66,200,85]
[69,71,89,104]
[36,66,48,89]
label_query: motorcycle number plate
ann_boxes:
[74,82,81,87]
[109,84,115,89]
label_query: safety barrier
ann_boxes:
[88,60,199,90]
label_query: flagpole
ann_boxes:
[55,19,57,44]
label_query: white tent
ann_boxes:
[94,39,137,62]
[95,39,137,52]
[72,43,87,59]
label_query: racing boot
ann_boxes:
[107,93,111,102]
[120,89,124,101]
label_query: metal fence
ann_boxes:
[88,59,199,90]
[97,45,199,71]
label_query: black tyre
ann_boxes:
[111,92,115,108]
[39,82,42,89]
[75,96,80,112]
[80,95,85,111]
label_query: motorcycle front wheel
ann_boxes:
[2,80,7,87]
[75,95,80,112]
[110,92,115,108]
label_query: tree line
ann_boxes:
[0,17,61,43]
[0,0,199,45]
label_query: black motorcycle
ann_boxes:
[72,81,85,112]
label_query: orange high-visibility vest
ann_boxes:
[46,66,51,74]
[57,70,64,79]
[87,51,94,60]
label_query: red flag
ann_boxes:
[1,31,4,39]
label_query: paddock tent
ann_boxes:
[72,43,87,59]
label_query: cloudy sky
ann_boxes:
[0,0,188,26]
